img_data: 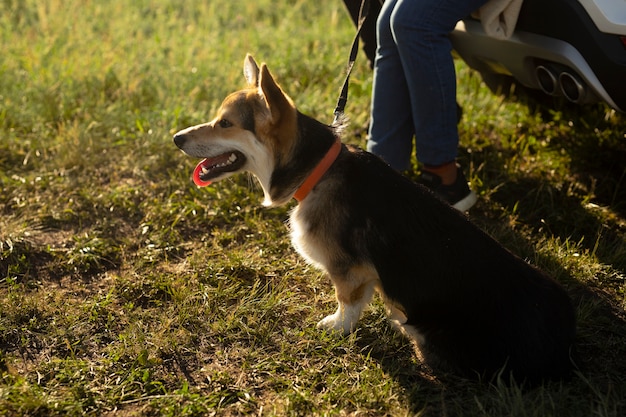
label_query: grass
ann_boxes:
[1,0,625,415]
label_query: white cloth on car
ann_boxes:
[474,0,524,39]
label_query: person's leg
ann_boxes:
[366,0,415,171]
[341,0,381,68]
[388,0,488,181]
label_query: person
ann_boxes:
[342,0,381,69]
[346,0,487,211]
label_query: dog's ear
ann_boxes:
[259,63,295,125]
[243,54,260,87]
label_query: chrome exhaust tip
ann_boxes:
[535,65,558,95]
[559,72,586,103]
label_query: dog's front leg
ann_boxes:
[316,264,378,335]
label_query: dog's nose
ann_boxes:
[173,134,187,149]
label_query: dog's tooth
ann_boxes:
[228,153,237,163]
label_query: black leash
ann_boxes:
[333,0,370,124]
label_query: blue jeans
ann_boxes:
[367,0,489,171]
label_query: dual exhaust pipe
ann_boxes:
[535,65,587,103]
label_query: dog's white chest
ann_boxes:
[288,206,328,272]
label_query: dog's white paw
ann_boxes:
[317,314,346,334]
[316,308,358,336]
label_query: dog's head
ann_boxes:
[173,54,298,206]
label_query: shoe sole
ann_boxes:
[452,190,478,212]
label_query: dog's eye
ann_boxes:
[218,119,233,128]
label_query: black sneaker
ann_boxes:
[418,166,477,211]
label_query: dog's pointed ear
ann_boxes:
[258,63,295,125]
[243,54,260,87]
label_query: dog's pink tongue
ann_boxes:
[193,159,212,187]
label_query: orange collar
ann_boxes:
[293,137,342,202]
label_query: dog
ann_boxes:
[173,54,576,384]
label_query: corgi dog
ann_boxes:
[173,54,576,384]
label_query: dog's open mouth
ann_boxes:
[192,151,246,187]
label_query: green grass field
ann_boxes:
[1,0,625,415]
